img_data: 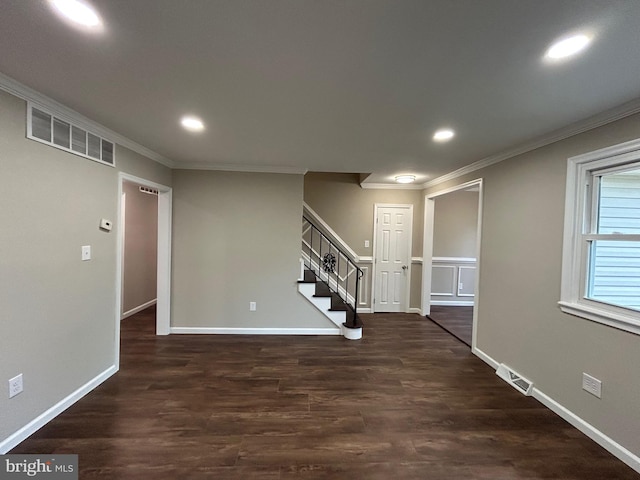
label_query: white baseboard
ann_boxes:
[532,389,640,474]
[408,307,422,314]
[357,308,372,314]
[472,347,640,474]
[430,300,475,306]
[121,298,157,320]
[472,347,500,369]
[0,365,117,454]
[170,327,341,335]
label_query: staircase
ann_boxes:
[299,216,363,340]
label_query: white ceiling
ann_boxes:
[1,0,640,185]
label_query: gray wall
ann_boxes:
[304,172,424,308]
[122,181,158,315]
[424,112,640,456]
[0,89,171,445]
[433,189,478,258]
[304,173,424,257]
[171,170,330,329]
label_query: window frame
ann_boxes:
[560,137,640,335]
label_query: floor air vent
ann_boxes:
[496,364,533,396]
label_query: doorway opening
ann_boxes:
[422,179,482,349]
[115,173,172,369]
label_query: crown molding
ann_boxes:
[422,97,640,190]
[0,72,175,168]
[177,161,308,175]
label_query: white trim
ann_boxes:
[121,299,157,320]
[430,300,475,306]
[431,264,456,296]
[358,265,369,306]
[411,257,423,264]
[357,308,372,314]
[358,256,374,263]
[422,178,483,352]
[421,197,435,316]
[426,178,485,198]
[297,282,347,329]
[471,346,640,474]
[472,347,500,370]
[360,182,424,190]
[0,365,117,454]
[178,161,307,175]
[116,173,172,373]
[170,327,340,335]
[408,307,422,314]
[532,389,640,474]
[422,97,640,190]
[558,301,640,336]
[559,138,640,335]
[0,72,174,168]
[303,203,359,261]
[432,256,477,264]
[156,188,172,336]
[458,265,476,297]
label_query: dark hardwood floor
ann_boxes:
[10,307,638,479]
[428,305,473,347]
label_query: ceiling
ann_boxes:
[1,0,640,185]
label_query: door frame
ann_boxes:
[372,203,413,313]
[421,178,483,349]
[115,173,172,369]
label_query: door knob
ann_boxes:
[402,265,407,270]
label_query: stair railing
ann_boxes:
[302,216,363,328]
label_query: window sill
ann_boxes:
[558,301,640,336]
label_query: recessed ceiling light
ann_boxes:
[395,175,416,184]
[180,116,205,132]
[49,0,103,29]
[433,129,455,142]
[545,34,591,60]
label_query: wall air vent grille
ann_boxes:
[139,186,158,195]
[27,103,115,167]
[496,364,534,396]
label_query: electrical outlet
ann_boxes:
[364,240,370,248]
[249,302,257,311]
[582,373,602,398]
[81,245,91,261]
[9,374,23,398]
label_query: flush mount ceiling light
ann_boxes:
[433,129,455,142]
[180,116,205,132]
[49,0,103,30]
[395,175,416,184]
[545,34,591,60]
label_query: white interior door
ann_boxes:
[374,205,412,312]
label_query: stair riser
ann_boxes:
[299,267,362,340]
[297,284,344,328]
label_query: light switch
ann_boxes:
[365,240,370,248]
[81,245,91,261]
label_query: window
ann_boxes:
[560,138,640,335]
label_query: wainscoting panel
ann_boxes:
[431,257,476,306]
